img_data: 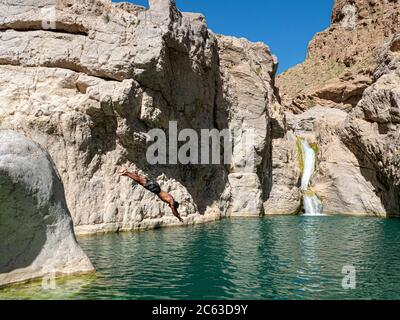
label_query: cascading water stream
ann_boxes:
[303,192,323,216]
[298,138,324,216]
[300,139,316,191]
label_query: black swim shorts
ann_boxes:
[144,180,162,195]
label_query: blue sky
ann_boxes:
[114,0,333,73]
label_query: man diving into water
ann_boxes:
[118,170,183,223]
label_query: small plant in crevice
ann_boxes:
[309,142,319,154]
[255,62,262,76]
[102,13,110,24]
[304,97,317,109]
[296,136,305,173]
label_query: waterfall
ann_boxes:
[300,139,317,191]
[303,192,324,217]
[298,138,324,216]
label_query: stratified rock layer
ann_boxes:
[0,131,94,287]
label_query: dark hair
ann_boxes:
[173,201,180,209]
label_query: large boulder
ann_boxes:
[0,131,94,287]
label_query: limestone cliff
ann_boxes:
[0,0,279,234]
[0,131,94,287]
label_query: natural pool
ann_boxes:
[2,216,400,300]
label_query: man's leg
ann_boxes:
[119,170,147,186]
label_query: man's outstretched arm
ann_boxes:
[170,199,183,223]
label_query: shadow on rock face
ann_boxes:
[343,141,399,216]
[359,166,400,217]
[0,175,47,274]
[130,153,229,215]
[122,53,232,216]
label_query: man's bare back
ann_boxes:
[118,170,183,223]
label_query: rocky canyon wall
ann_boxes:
[271,0,400,217]
[3,0,400,288]
[277,0,400,113]
[0,0,279,234]
[1,0,399,235]
[342,33,400,215]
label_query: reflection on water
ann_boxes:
[2,216,400,300]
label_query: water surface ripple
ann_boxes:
[2,217,400,300]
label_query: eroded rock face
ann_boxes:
[217,35,279,216]
[0,0,278,233]
[263,129,301,216]
[265,107,386,216]
[277,0,400,113]
[267,0,400,217]
[342,35,400,216]
[307,108,387,216]
[0,131,94,287]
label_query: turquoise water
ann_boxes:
[2,216,400,300]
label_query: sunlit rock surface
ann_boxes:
[0,0,279,233]
[266,107,387,216]
[342,33,400,216]
[267,0,400,217]
[277,0,400,113]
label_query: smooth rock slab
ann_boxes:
[0,131,94,287]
